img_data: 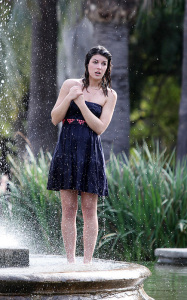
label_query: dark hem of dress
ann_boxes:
[47,186,108,197]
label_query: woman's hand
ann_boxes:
[51,80,83,126]
[72,85,85,107]
[69,86,83,100]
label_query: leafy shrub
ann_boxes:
[1,143,186,260]
[98,143,187,261]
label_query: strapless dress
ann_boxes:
[47,100,108,197]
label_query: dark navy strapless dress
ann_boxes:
[47,100,108,197]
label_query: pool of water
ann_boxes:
[143,262,187,300]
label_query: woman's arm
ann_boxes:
[75,90,117,135]
[51,80,83,126]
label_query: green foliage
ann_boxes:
[0,1,31,137]
[0,0,185,155]
[0,0,76,140]
[98,143,187,261]
[129,2,184,152]
[1,144,186,260]
[1,146,63,254]
[130,76,180,151]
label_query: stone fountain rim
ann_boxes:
[155,248,187,258]
[0,267,151,282]
[0,254,152,296]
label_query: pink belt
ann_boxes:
[62,118,86,125]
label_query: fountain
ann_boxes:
[0,224,153,299]
[155,248,187,265]
[0,226,29,267]
[0,226,153,299]
[0,192,154,299]
[0,234,154,299]
[0,254,154,299]
[0,192,153,299]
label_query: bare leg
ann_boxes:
[60,189,78,263]
[81,192,98,264]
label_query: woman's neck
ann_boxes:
[89,77,101,89]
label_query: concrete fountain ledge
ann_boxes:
[0,248,29,267]
[155,248,187,265]
[0,254,154,300]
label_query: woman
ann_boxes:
[47,45,117,264]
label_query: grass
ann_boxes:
[0,142,186,260]
[97,143,187,261]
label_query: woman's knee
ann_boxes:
[63,204,78,219]
[83,207,97,220]
[81,193,98,219]
[61,189,78,219]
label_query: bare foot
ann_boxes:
[83,259,92,265]
[67,258,76,264]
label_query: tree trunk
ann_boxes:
[27,0,58,156]
[84,0,137,159]
[94,22,130,159]
[177,0,187,162]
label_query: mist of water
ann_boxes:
[0,225,19,248]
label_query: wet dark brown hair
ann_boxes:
[82,45,112,96]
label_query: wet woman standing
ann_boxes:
[47,45,117,264]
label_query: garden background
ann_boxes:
[0,0,187,261]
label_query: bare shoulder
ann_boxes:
[105,88,117,106]
[108,88,117,100]
[61,78,82,90]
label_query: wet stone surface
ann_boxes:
[0,248,29,267]
[155,248,187,265]
[0,255,154,300]
[0,288,151,299]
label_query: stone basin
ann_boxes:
[0,254,154,299]
[155,248,187,265]
[0,248,29,267]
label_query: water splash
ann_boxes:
[0,226,20,248]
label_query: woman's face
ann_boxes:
[87,54,108,80]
